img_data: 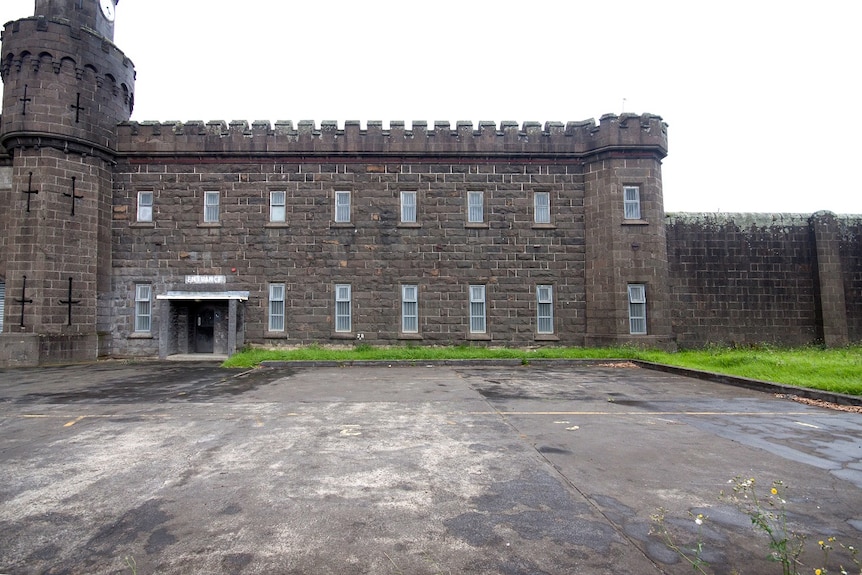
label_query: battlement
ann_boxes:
[116,113,668,158]
[1,15,136,155]
[1,16,135,86]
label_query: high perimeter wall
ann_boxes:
[666,212,862,348]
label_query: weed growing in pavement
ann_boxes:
[651,508,712,574]
[651,477,861,575]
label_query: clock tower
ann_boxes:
[0,0,135,365]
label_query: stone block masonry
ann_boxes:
[666,212,862,348]
[110,157,593,352]
[4,0,859,365]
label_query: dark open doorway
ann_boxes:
[193,304,215,353]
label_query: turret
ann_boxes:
[0,0,134,365]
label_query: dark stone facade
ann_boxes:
[666,212,862,348]
[0,1,858,365]
[108,116,670,357]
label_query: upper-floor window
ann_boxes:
[137,191,153,222]
[204,191,220,223]
[335,284,352,332]
[270,191,286,223]
[335,190,351,223]
[469,284,486,333]
[536,285,554,334]
[401,284,418,333]
[400,191,417,224]
[134,284,152,333]
[623,186,641,220]
[467,191,484,224]
[269,283,285,332]
[628,284,647,334]
[534,192,551,224]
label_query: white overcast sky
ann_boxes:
[2,1,860,214]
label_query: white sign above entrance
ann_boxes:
[185,275,226,285]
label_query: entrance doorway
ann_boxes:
[194,305,215,353]
[155,291,248,359]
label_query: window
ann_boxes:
[469,285,486,333]
[536,285,554,334]
[269,283,285,332]
[270,191,286,223]
[204,191,220,223]
[628,284,647,335]
[134,284,152,333]
[534,192,550,224]
[467,191,484,223]
[335,284,351,332]
[335,190,351,223]
[137,191,153,222]
[400,191,417,224]
[401,285,418,333]
[0,281,5,333]
[623,186,641,220]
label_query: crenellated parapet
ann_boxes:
[1,17,135,88]
[1,16,136,156]
[116,113,667,158]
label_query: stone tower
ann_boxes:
[583,114,674,348]
[0,0,134,365]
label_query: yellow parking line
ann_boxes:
[468,411,814,416]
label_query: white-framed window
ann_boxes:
[401,284,418,333]
[134,284,152,333]
[270,191,286,223]
[536,285,554,334]
[335,284,352,332]
[628,284,647,335]
[0,281,5,334]
[204,191,220,223]
[400,190,417,224]
[269,283,285,332]
[137,191,153,222]
[623,185,641,220]
[469,284,486,333]
[534,191,550,224]
[467,191,484,223]
[335,190,351,223]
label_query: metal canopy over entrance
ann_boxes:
[155,292,249,359]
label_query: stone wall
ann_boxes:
[0,164,10,283]
[839,218,862,341]
[666,212,861,348]
[110,158,593,353]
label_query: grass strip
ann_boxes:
[223,344,862,396]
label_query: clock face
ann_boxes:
[99,0,115,22]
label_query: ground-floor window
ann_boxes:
[469,285,486,333]
[134,284,152,333]
[628,284,647,335]
[401,285,418,333]
[269,283,285,331]
[335,284,352,332]
[0,281,5,333]
[536,285,554,334]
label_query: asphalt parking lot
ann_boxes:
[1,361,860,575]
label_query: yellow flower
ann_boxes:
[819,540,825,546]
[771,487,778,495]
[815,569,822,575]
